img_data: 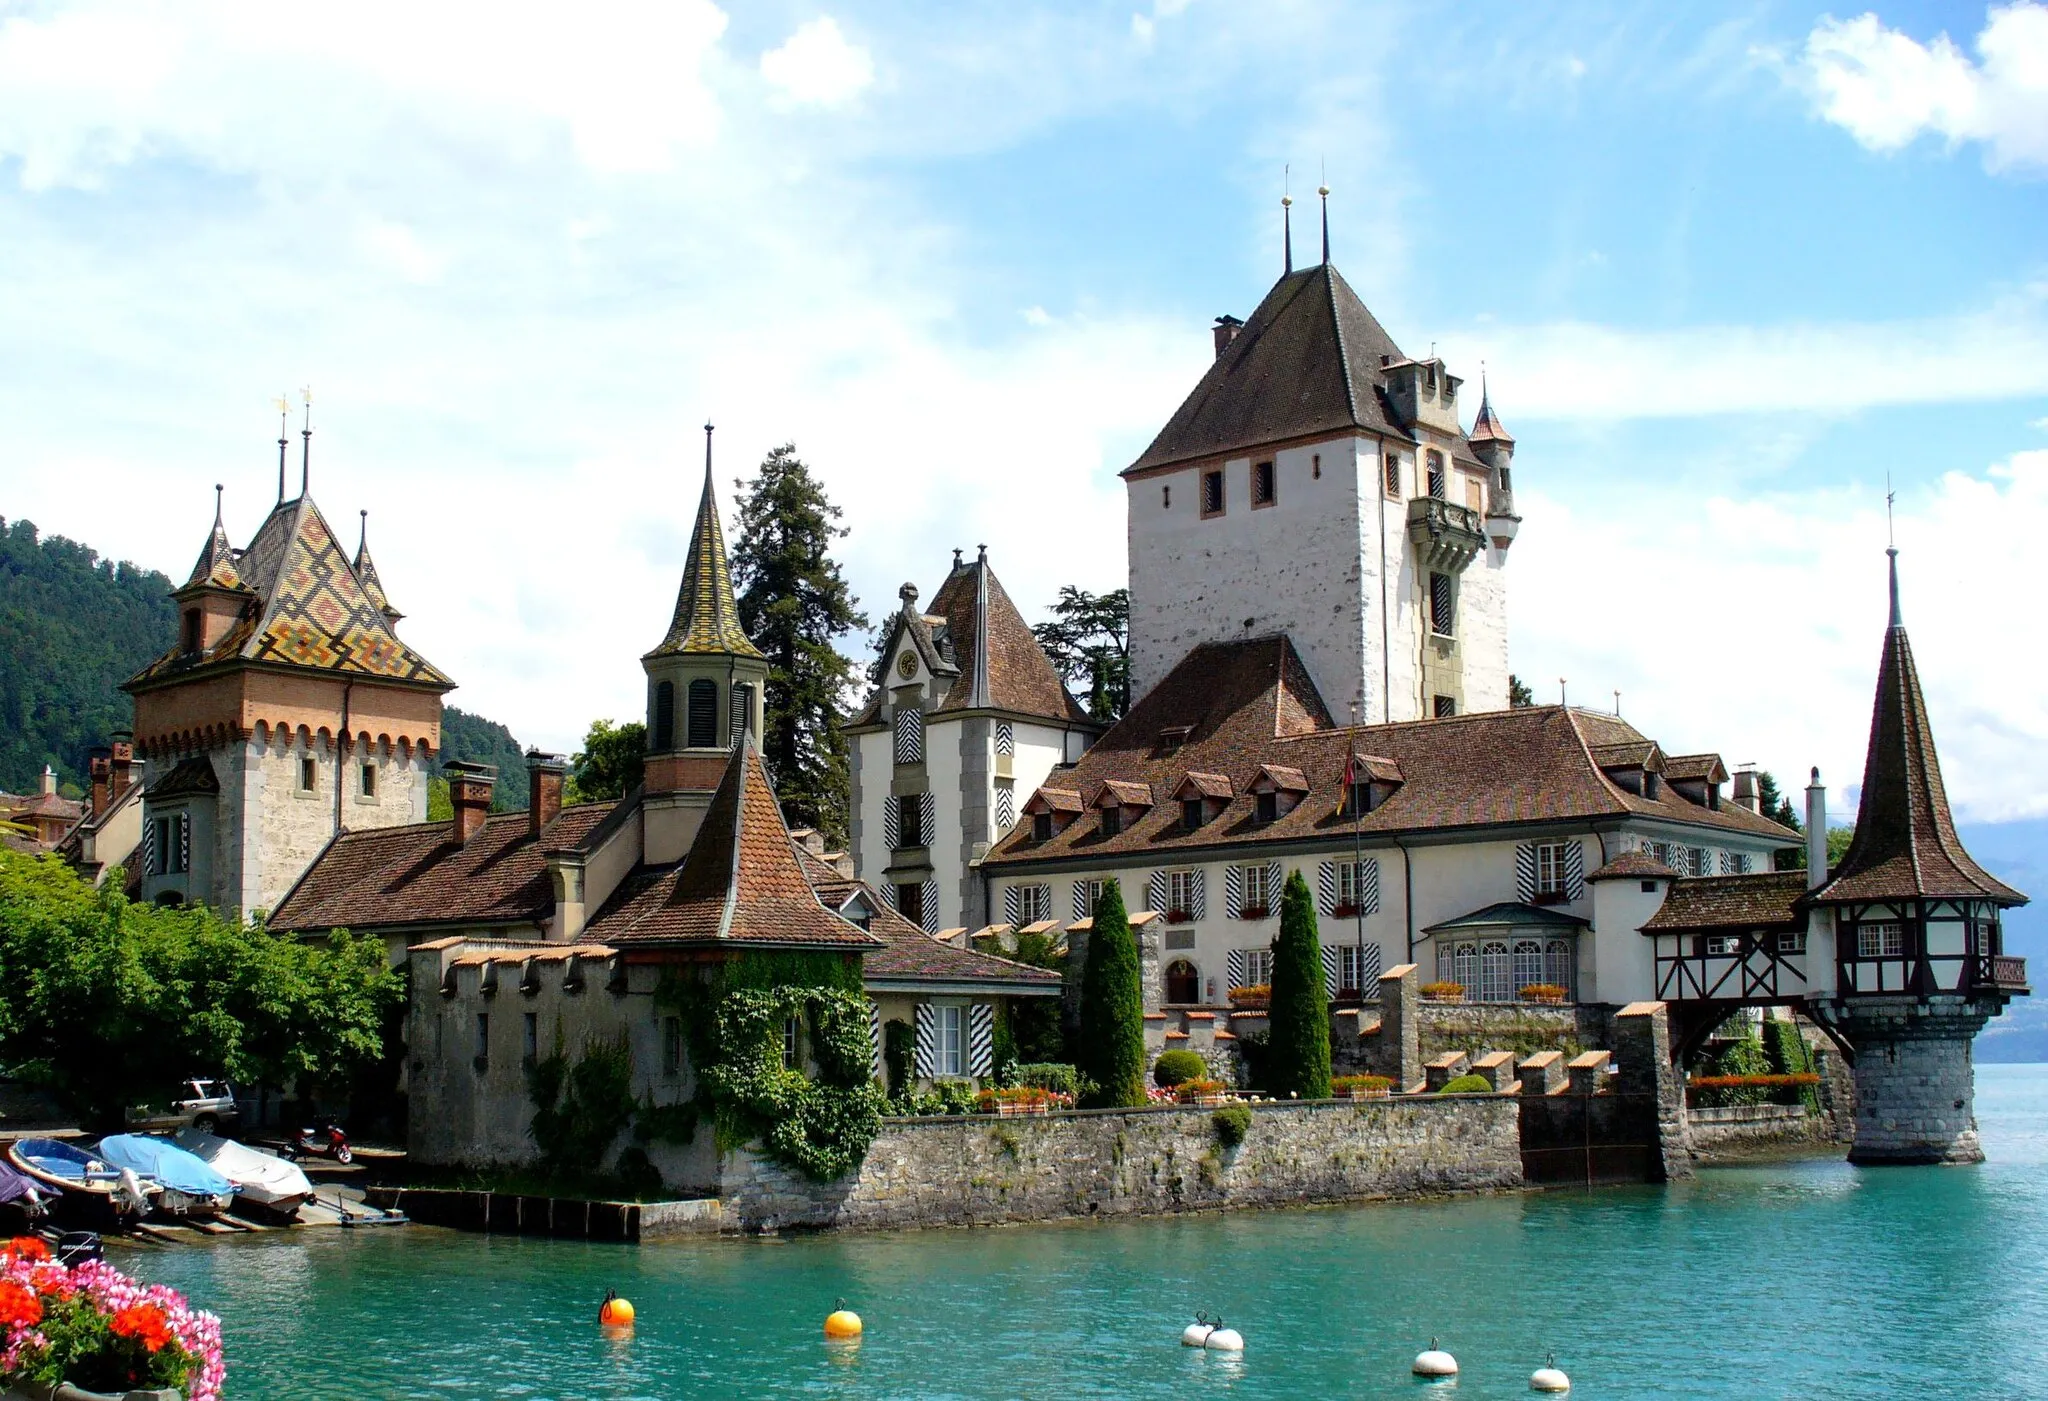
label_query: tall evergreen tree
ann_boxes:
[1032,586,1129,722]
[1075,878,1146,1108]
[730,445,869,844]
[1266,870,1332,1099]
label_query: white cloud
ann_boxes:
[359,221,446,285]
[1796,3,2048,172]
[759,17,873,108]
[1512,450,2048,823]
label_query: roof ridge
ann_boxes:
[1324,263,1362,428]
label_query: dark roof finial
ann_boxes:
[213,483,224,527]
[1887,547,1902,630]
[298,385,313,499]
[275,392,289,503]
[952,547,963,569]
[1318,180,1330,266]
[1885,474,1902,628]
[1281,193,1293,275]
[977,542,988,563]
[359,508,369,555]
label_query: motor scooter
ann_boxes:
[291,1120,353,1165]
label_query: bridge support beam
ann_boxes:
[1823,996,1996,1165]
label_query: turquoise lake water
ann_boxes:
[136,1063,2048,1399]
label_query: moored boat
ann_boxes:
[171,1127,314,1217]
[95,1134,236,1218]
[7,1138,156,1224]
[0,1159,46,1227]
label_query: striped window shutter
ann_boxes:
[1188,871,1206,919]
[913,1003,936,1079]
[920,879,939,931]
[1564,841,1586,899]
[1359,857,1381,916]
[1226,948,1248,988]
[968,1004,995,1077]
[1515,843,1538,903]
[1004,886,1023,925]
[1147,871,1168,913]
[995,784,1014,831]
[143,817,159,877]
[1320,946,1339,998]
[920,793,936,847]
[1266,862,1282,911]
[177,815,190,874]
[1317,861,1337,916]
[883,797,900,848]
[1225,865,1243,919]
[869,1003,883,1080]
[894,708,924,764]
[1361,941,1384,986]
[1071,881,1090,922]
[994,723,1014,756]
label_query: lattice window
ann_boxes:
[1721,850,1752,876]
[1479,941,1512,1003]
[1015,884,1051,924]
[1543,939,1574,994]
[1453,942,1480,992]
[1338,943,1382,993]
[1535,841,1571,899]
[1240,948,1274,986]
[936,1005,964,1078]
[1512,939,1545,993]
[1168,869,1202,918]
[1859,922,1904,958]
[1241,863,1271,914]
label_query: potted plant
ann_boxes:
[1517,983,1568,1005]
[0,1237,224,1401]
[1227,984,1271,1010]
[1332,1074,1394,1100]
[1420,981,1465,1003]
[1176,1077,1228,1108]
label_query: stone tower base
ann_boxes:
[1827,996,1996,1166]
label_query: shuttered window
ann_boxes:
[1427,450,1447,499]
[1429,572,1455,636]
[686,679,718,748]
[653,681,675,750]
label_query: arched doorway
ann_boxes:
[1165,959,1201,1005]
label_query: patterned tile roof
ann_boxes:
[1641,871,1811,932]
[986,637,1799,867]
[586,744,877,948]
[351,511,398,619]
[1812,562,2024,906]
[182,492,242,592]
[269,801,617,933]
[645,455,762,660]
[1586,850,1677,882]
[129,494,451,692]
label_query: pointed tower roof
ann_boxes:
[181,485,244,592]
[1469,382,1514,447]
[353,510,401,621]
[590,742,880,948]
[1813,553,2024,906]
[129,490,451,692]
[1125,263,1412,475]
[924,547,1092,722]
[646,431,763,661]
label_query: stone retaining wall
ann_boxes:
[1686,1104,1831,1154]
[719,1095,1523,1232]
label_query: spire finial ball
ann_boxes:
[899,582,919,605]
[1281,194,1292,207]
[1318,184,1329,196]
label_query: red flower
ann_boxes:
[111,1303,172,1353]
[0,1281,43,1329]
[27,1263,72,1301]
[4,1237,49,1263]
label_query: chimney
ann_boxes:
[1804,767,1827,890]
[1731,767,1760,814]
[88,747,112,819]
[38,766,55,798]
[1212,315,1243,358]
[109,732,135,802]
[445,761,496,844]
[526,750,566,837]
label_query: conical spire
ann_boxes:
[354,510,401,622]
[183,484,241,589]
[1815,552,2023,905]
[1470,375,1514,446]
[646,424,763,659]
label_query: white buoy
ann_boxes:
[1181,1322,1214,1347]
[1205,1326,1244,1352]
[1530,1354,1570,1392]
[1412,1338,1458,1378]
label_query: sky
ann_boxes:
[3,1,2046,863]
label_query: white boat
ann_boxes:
[170,1129,314,1216]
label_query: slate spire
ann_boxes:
[354,510,402,623]
[648,423,764,659]
[183,484,240,589]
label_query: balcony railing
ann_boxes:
[1406,496,1486,572]
[1982,955,2029,991]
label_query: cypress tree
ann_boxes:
[1266,869,1332,1099]
[730,445,870,844]
[1075,878,1146,1108]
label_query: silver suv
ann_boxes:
[125,1079,241,1134]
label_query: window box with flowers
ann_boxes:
[0,1236,223,1401]
[1237,904,1271,921]
[1331,902,1360,920]
[1332,1075,1395,1100]
[975,1086,1069,1116]
[1420,982,1466,1003]
[1517,983,1569,1006]
[1176,1078,1228,1108]
[1165,909,1196,925]
[1227,984,1270,1010]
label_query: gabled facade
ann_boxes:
[122,460,451,917]
[846,548,1101,934]
[1124,258,1520,726]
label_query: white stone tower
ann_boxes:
[1123,229,1519,723]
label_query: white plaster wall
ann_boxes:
[1127,436,1370,713]
[1459,547,1511,714]
[1005,725,1067,832]
[850,728,891,887]
[1589,878,1668,1005]
[925,715,964,928]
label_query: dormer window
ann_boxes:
[1252,460,1275,507]
[1247,765,1309,822]
[1254,792,1278,825]
[1182,798,1204,831]
[1100,807,1122,837]
[1032,813,1053,842]
[1157,725,1194,755]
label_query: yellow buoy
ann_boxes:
[824,1298,863,1340]
[599,1292,635,1328]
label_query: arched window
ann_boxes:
[1544,940,1574,997]
[1165,960,1201,1005]
[686,679,717,748]
[1512,940,1544,995]
[652,681,675,751]
[1480,941,1511,1003]
[1452,941,1479,994]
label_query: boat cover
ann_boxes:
[0,1161,39,1205]
[95,1135,234,1198]
[171,1128,314,1204]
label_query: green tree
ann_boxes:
[1265,870,1332,1099]
[1005,926,1066,1064]
[1032,586,1129,722]
[566,719,646,804]
[1508,674,1535,708]
[1756,771,1801,831]
[0,849,400,1127]
[730,444,870,845]
[438,707,530,812]
[1075,879,1145,1108]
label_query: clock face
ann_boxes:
[896,651,917,679]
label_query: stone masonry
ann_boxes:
[1831,996,1996,1165]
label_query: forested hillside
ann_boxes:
[0,517,177,794]
[0,514,527,806]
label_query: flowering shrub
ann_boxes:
[1143,1085,1178,1105]
[973,1086,1073,1113]
[1227,984,1270,1008]
[1516,983,1569,1004]
[1332,1074,1395,1097]
[1419,982,1465,1002]
[1175,1078,1226,1102]
[0,1237,223,1400]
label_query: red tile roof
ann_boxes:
[1641,872,1810,932]
[988,638,1798,868]
[1586,850,1677,882]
